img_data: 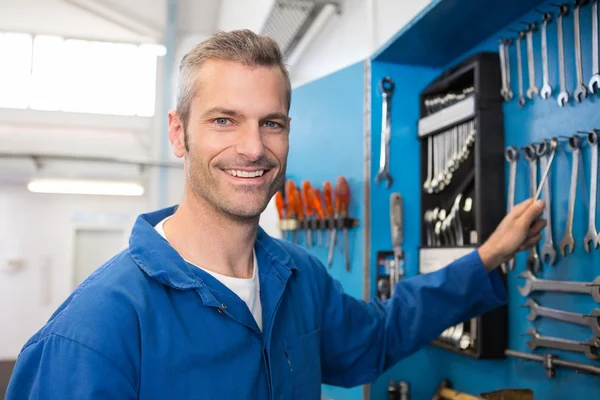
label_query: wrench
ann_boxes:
[560,135,581,256]
[536,141,557,265]
[585,131,599,251]
[526,328,600,360]
[516,30,527,107]
[518,270,600,303]
[591,0,600,93]
[541,13,553,99]
[526,22,539,99]
[375,77,394,188]
[423,135,433,192]
[557,4,571,106]
[390,193,404,293]
[504,39,513,100]
[524,299,600,337]
[499,39,510,100]
[524,145,540,273]
[573,1,589,102]
[503,146,520,272]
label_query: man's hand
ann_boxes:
[478,198,546,272]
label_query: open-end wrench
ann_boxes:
[518,270,600,303]
[516,30,527,107]
[499,39,510,100]
[390,193,404,293]
[574,1,589,102]
[541,13,553,99]
[526,328,600,360]
[504,39,513,100]
[423,135,433,192]
[537,141,557,265]
[524,145,540,273]
[503,146,520,272]
[524,299,600,337]
[585,131,599,251]
[526,22,539,99]
[375,77,394,188]
[560,135,581,256]
[557,4,571,106]
[591,0,600,93]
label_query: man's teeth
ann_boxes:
[226,169,265,178]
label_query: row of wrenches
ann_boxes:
[422,120,476,194]
[498,1,600,107]
[504,131,599,273]
[423,193,469,247]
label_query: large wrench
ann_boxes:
[526,22,539,99]
[584,131,599,251]
[499,39,514,100]
[524,145,540,273]
[560,135,581,256]
[557,4,571,106]
[537,141,557,265]
[503,146,520,272]
[526,328,600,360]
[375,77,394,188]
[591,0,600,93]
[524,299,600,337]
[518,270,600,303]
[574,1,589,102]
[516,30,527,107]
[541,13,553,99]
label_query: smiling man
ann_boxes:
[7,30,545,399]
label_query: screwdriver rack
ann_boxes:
[417,53,508,359]
[278,217,359,232]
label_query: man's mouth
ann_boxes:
[224,169,267,178]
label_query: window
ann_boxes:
[0,31,163,116]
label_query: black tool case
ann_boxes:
[417,52,508,359]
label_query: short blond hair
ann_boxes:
[176,29,292,130]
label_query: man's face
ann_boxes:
[169,59,290,221]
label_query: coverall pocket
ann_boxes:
[284,328,322,399]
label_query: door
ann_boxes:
[73,228,124,288]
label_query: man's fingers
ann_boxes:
[510,198,535,217]
[518,234,543,251]
[517,199,545,226]
[527,219,547,236]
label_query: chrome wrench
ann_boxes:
[526,328,600,360]
[504,39,513,100]
[499,39,510,100]
[524,299,600,337]
[537,141,557,265]
[590,0,600,93]
[584,131,599,251]
[526,22,539,99]
[518,270,600,303]
[560,135,581,256]
[390,193,404,294]
[423,135,433,192]
[503,146,520,272]
[557,4,571,106]
[541,12,553,99]
[574,1,589,102]
[516,30,527,107]
[524,145,540,273]
[375,77,394,188]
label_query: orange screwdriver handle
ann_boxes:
[301,181,314,217]
[293,187,304,221]
[336,177,350,217]
[275,191,284,220]
[285,180,297,217]
[311,188,326,219]
[323,181,333,216]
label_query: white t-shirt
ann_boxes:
[154,216,262,331]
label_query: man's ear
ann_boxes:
[168,110,186,158]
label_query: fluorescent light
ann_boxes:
[27,178,144,196]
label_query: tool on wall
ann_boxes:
[375,76,394,189]
[525,22,539,99]
[311,187,325,247]
[432,380,481,400]
[559,135,581,257]
[536,140,558,265]
[583,130,599,251]
[526,328,600,360]
[502,146,519,272]
[335,176,351,271]
[301,180,315,247]
[523,298,600,336]
[516,29,527,107]
[590,0,600,93]
[540,12,553,99]
[574,0,589,102]
[518,270,600,303]
[524,145,541,273]
[390,193,404,293]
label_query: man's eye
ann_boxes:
[215,118,230,126]
[264,121,281,129]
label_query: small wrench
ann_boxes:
[526,22,539,99]
[526,328,600,360]
[524,145,540,273]
[560,135,581,256]
[574,1,589,102]
[524,299,600,337]
[584,131,599,251]
[390,193,404,293]
[423,135,433,192]
[375,77,394,188]
[541,12,553,99]
[536,141,557,265]
[516,30,527,107]
[504,39,513,100]
[518,270,600,303]
[503,146,520,272]
[591,0,600,93]
[557,4,571,106]
[499,39,510,100]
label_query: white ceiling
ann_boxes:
[0,0,221,43]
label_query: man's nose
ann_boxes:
[235,124,265,161]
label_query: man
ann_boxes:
[7,30,545,399]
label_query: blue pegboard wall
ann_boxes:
[287,61,366,400]
[369,0,600,399]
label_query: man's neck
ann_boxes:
[163,194,258,279]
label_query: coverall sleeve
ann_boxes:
[318,250,507,387]
[6,334,137,400]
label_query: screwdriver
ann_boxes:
[323,181,334,252]
[301,181,315,247]
[311,187,325,247]
[275,190,286,240]
[291,185,305,245]
[336,177,350,271]
[285,180,298,243]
